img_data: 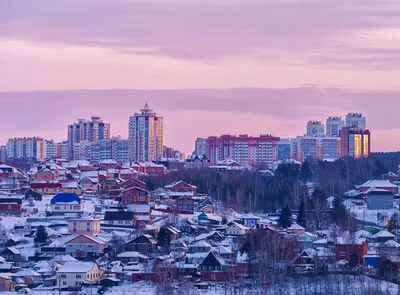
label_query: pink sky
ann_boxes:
[1,0,400,154]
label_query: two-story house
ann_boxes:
[57,262,103,289]
[65,234,106,259]
[68,215,101,235]
[226,222,249,236]
[164,181,197,200]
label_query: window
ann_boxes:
[138,196,145,201]
[339,252,346,257]
[61,275,66,279]
[215,266,219,271]
[209,266,213,271]
[203,266,207,271]
[63,282,67,286]
[76,275,81,279]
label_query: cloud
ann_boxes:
[1,0,400,69]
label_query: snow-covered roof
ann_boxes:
[117,252,147,259]
[357,179,398,189]
[288,224,305,231]
[371,230,395,239]
[52,255,78,263]
[190,240,212,248]
[239,213,260,220]
[58,262,97,273]
[384,240,399,248]
[228,222,249,231]
[127,204,151,213]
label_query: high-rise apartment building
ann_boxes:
[291,136,341,162]
[73,141,92,161]
[306,121,325,137]
[0,146,7,163]
[56,141,68,159]
[339,127,370,158]
[129,104,163,162]
[44,140,57,159]
[345,113,366,129]
[67,117,110,159]
[90,137,130,164]
[206,134,280,168]
[277,139,292,161]
[195,138,207,156]
[326,117,344,137]
[6,137,46,161]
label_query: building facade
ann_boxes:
[291,136,341,162]
[306,121,325,137]
[68,117,110,160]
[326,117,344,137]
[206,134,280,168]
[195,138,207,156]
[339,127,370,158]
[129,104,163,162]
[0,146,6,163]
[90,137,130,163]
[345,113,366,129]
[6,137,46,161]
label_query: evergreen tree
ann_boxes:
[34,225,48,244]
[279,204,293,229]
[330,197,347,225]
[373,160,388,178]
[157,227,171,249]
[300,160,312,183]
[296,200,306,228]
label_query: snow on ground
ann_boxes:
[344,199,398,226]
[101,275,400,295]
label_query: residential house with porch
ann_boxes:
[199,252,236,282]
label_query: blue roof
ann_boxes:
[50,193,81,204]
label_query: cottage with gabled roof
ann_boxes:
[57,261,103,288]
[226,222,249,236]
[50,193,81,215]
[164,180,197,200]
[199,252,236,282]
[65,234,106,259]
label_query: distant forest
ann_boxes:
[144,152,400,213]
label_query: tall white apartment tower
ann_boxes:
[306,121,325,137]
[345,113,366,129]
[129,103,163,162]
[326,117,344,137]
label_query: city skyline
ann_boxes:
[0,91,397,155]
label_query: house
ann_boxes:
[68,215,101,235]
[355,179,399,195]
[226,222,249,236]
[101,178,121,194]
[189,240,212,253]
[0,247,22,264]
[79,177,99,193]
[199,252,236,282]
[370,230,396,244]
[126,235,157,253]
[120,178,145,190]
[197,213,222,226]
[50,193,81,215]
[141,161,166,176]
[34,168,55,181]
[152,187,167,200]
[335,238,368,265]
[289,249,317,274]
[0,274,13,291]
[103,211,135,227]
[287,224,306,235]
[297,232,318,250]
[116,252,147,264]
[30,180,62,195]
[367,189,394,210]
[164,181,197,200]
[0,197,22,215]
[65,234,107,259]
[24,189,42,201]
[57,262,104,288]
[176,196,195,212]
[166,226,181,241]
[120,186,150,206]
[238,214,260,229]
[13,268,42,287]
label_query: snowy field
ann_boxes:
[97,275,400,295]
